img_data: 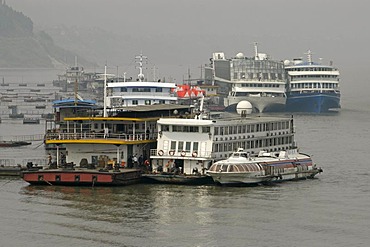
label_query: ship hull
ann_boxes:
[224,96,286,113]
[22,168,142,186]
[141,173,214,185]
[286,92,340,113]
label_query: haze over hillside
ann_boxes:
[3,0,370,97]
[0,2,95,69]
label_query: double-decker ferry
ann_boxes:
[284,50,341,113]
[146,100,299,184]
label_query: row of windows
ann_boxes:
[214,121,290,135]
[233,72,285,81]
[288,67,337,72]
[233,83,282,88]
[291,75,338,80]
[160,122,290,135]
[170,141,198,152]
[110,98,167,106]
[213,136,293,152]
[118,88,164,92]
[161,125,210,133]
[290,83,339,89]
[231,60,284,70]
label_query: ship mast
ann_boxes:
[254,42,259,60]
[103,65,107,117]
[136,53,147,82]
[305,50,313,65]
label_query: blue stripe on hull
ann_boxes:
[286,93,340,113]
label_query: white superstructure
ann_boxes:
[206,43,287,113]
[150,105,296,175]
[106,54,177,109]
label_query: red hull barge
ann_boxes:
[22,168,141,186]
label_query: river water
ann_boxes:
[0,69,370,247]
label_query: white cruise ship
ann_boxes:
[205,43,287,113]
[284,50,341,113]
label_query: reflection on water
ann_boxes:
[17,183,289,247]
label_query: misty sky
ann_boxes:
[5,0,370,98]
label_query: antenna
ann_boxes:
[305,50,313,64]
[135,53,147,82]
[254,42,258,58]
[103,65,107,117]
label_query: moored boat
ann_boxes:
[0,165,26,176]
[0,141,31,147]
[22,166,142,186]
[23,57,190,186]
[207,148,322,186]
[205,43,287,113]
[148,96,299,185]
[284,50,341,113]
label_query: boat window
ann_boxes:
[193,142,199,152]
[178,141,184,152]
[221,165,228,172]
[202,126,210,133]
[209,164,221,172]
[236,164,246,172]
[161,125,170,131]
[171,141,176,150]
[241,153,249,158]
[185,142,191,152]
[228,165,235,172]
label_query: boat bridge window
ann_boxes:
[172,125,199,132]
[161,125,170,131]
[202,126,210,133]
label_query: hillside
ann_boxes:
[0,2,95,68]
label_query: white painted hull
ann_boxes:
[208,168,321,185]
[225,96,286,113]
[207,171,267,185]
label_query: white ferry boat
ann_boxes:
[207,148,322,186]
[106,53,177,109]
[284,50,341,113]
[205,43,287,113]
[147,100,298,184]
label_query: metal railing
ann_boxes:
[150,149,213,159]
[45,132,158,142]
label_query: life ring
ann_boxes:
[192,151,198,157]
[158,150,164,156]
[181,151,186,157]
[169,150,175,156]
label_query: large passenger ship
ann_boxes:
[205,43,287,113]
[284,50,341,113]
[148,100,298,184]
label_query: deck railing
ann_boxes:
[150,149,213,159]
[45,132,158,142]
